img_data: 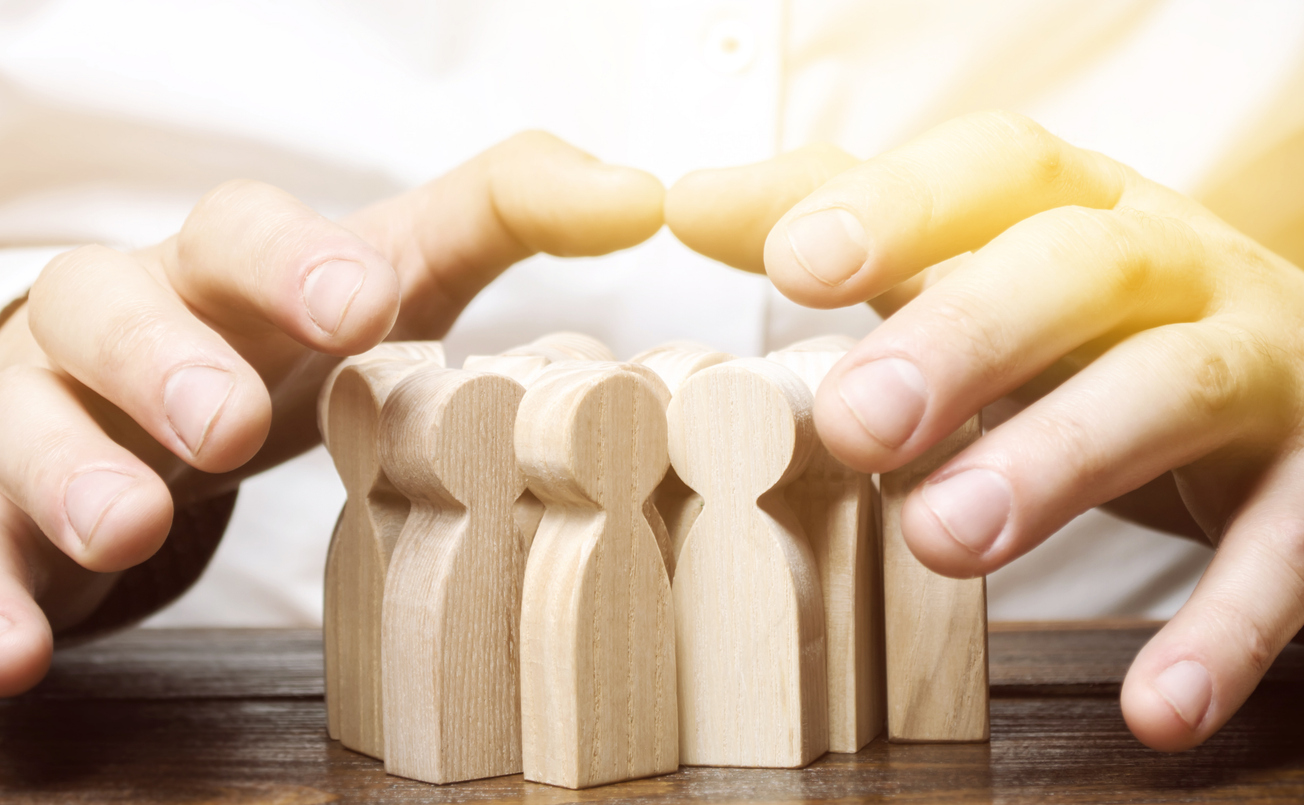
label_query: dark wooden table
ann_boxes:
[5,622,1304,803]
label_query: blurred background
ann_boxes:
[1,0,1302,626]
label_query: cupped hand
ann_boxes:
[0,131,663,695]
[667,110,1304,752]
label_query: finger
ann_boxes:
[764,110,1135,308]
[814,205,1212,472]
[893,319,1278,578]
[344,130,666,339]
[0,366,173,571]
[0,517,53,696]
[665,144,859,273]
[162,179,401,356]
[1121,452,1304,751]
[29,245,272,472]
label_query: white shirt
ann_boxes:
[1,0,1299,626]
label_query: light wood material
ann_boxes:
[463,332,615,386]
[320,346,442,755]
[321,340,446,743]
[667,359,829,768]
[377,367,528,784]
[633,342,734,578]
[318,342,446,452]
[465,333,614,553]
[516,364,677,789]
[768,338,884,754]
[881,416,989,743]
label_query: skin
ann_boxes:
[0,130,664,696]
[666,110,1304,753]
[6,110,1301,757]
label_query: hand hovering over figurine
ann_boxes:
[0,131,663,695]
[666,110,1304,753]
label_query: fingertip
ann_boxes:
[592,163,666,250]
[899,487,988,578]
[67,473,174,573]
[812,359,911,474]
[166,362,272,473]
[665,166,765,272]
[669,144,860,276]
[0,594,53,697]
[764,206,875,309]
[1121,662,1210,752]
[300,252,401,356]
[491,132,666,257]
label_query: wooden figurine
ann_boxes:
[320,343,444,756]
[318,342,446,453]
[463,331,615,386]
[463,333,616,552]
[668,359,829,768]
[880,416,989,742]
[632,341,733,578]
[378,367,529,784]
[516,364,678,789]
[768,337,885,754]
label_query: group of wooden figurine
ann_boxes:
[319,332,989,790]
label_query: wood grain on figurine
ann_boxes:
[768,336,884,754]
[464,333,615,551]
[633,341,734,578]
[463,331,615,386]
[378,367,527,784]
[881,415,989,743]
[516,364,677,789]
[668,359,829,768]
[320,346,443,757]
[318,342,446,453]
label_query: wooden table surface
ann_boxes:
[5,622,1304,804]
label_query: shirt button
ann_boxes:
[701,17,756,74]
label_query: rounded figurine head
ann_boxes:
[667,359,814,501]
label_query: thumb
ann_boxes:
[665,143,858,274]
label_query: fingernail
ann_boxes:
[304,260,366,335]
[164,365,234,455]
[65,470,136,547]
[838,358,928,447]
[785,208,869,286]
[920,469,1012,554]
[1154,660,1213,729]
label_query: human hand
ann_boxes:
[667,110,1304,752]
[0,131,663,695]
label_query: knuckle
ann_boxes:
[1023,403,1111,488]
[30,245,119,315]
[1186,323,1269,419]
[0,364,48,409]
[1212,597,1277,677]
[500,129,566,157]
[981,110,1065,185]
[182,179,285,249]
[1146,326,1243,419]
[1020,206,1155,299]
[0,366,78,491]
[195,178,275,212]
[925,292,1015,388]
[95,303,176,380]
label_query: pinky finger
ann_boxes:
[1121,450,1304,751]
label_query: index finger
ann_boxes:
[764,110,1132,308]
